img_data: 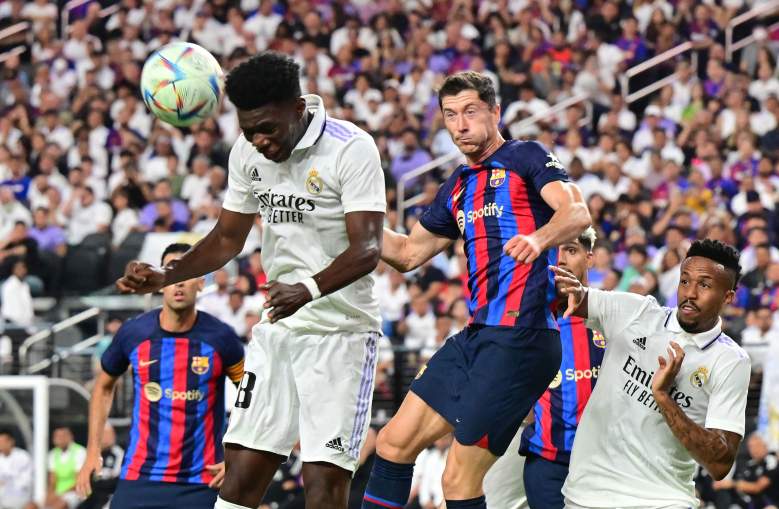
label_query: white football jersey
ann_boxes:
[563,289,750,508]
[222,94,386,334]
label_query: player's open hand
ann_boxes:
[504,234,542,264]
[549,265,586,318]
[206,462,225,489]
[116,261,166,294]
[75,453,102,497]
[652,341,685,395]
[261,281,312,323]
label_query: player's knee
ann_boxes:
[441,461,482,499]
[303,475,348,509]
[376,425,416,462]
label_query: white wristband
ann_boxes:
[299,277,321,300]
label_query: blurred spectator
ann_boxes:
[0,428,34,509]
[398,295,436,352]
[376,267,409,341]
[63,186,112,245]
[138,180,189,230]
[29,207,66,256]
[714,433,779,508]
[221,289,250,337]
[79,423,123,509]
[411,435,451,509]
[46,427,86,509]
[1,258,34,330]
[390,128,432,188]
[109,188,139,248]
[741,307,778,373]
[199,268,230,317]
[0,187,31,240]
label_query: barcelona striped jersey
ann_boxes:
[419,140,569,329]
[101,310,245,484]
[519,316,605,463]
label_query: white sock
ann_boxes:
[214,496,253,509]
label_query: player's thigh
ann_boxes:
[291,331,381,472]
[377,391,453,462]
[301,461,352,507]
[441,438,498,499]
[223,323,300,455]
[522,454,567,509]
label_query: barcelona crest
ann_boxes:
[191,356,210,375]
[592,330,606,348]
[489,169,506,188]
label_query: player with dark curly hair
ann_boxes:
[550,239,751,508]
[116,51,386,509]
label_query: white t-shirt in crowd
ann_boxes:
[0,447,34,509]
[563,289,750,508]
[222,94,386,334]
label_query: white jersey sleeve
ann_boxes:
[337,135,386,214]
[585,288,654,344]
[223,138,261,214]
[705,350,750,436]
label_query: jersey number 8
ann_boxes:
[235,372,256,409]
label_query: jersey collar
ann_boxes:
[665,309,723,350]
[292,94,327,153]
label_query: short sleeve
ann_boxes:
[705,353,750,436]
[585,289,651,344]
[218,326,245,384]
[517,141,570,193]
[336,135,387,214]
[222,138,261,214]
[418,176,460,240]
[100,324,132,376]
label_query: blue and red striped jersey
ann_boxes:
[419,140,569,329]
[519,316,605,464]
[101,309,245,484]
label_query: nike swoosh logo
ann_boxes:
[139,359,158,367]
[452,188,464,202]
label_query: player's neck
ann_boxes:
[465,134,506,166]
[160,306,198,333]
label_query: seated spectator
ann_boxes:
[0,428,35,509]
[46,427,86,509]
[411,434,451,509]
[390,128,432,190]
[109,188,139,248]
[29,207,66,256]
[741,307,778,373]
[78,423,123,509]
[198,268,230,317]
[0,186,32,241]
[63,186,112,245]
[221,289,250,337]
[149,199,188,233]
[715,433,779,508]
[1,258,34,330]
[398,295,436,352]
[138,179,189,230]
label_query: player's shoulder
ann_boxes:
[320,116,375,150]
[116,309,161,339]
[707,331,750,366]
[501,139,559,167]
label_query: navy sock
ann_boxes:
[362,455,414,509]
[445,496,487,509]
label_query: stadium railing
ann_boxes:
[620,41,697,105]
[726,0,779,62]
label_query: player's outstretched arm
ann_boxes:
[116,208,255,294]
[504,181,590,264]
[651,342,743,480]
[263,211,385,322]
[76,370,120,497]
[382,223,454,273]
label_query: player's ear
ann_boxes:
[492,103,501,121]
[197,277,205,291]
[723,288,735,306]
[295,97,306,117]
[586,251,594,269]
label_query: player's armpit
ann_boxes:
[382,223,453,273]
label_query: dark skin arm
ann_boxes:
[116,208,255,293]
[263,211,383,322]
[651,341,742,481]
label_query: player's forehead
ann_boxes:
[681,256,728,282]
[237,102,289,129]
[441,90,486,112]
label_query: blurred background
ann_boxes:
[0,0,779,508]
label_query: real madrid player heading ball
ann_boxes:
[117,52,386,509]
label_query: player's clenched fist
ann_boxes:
[504,233,542,264]
[116,261,166,294]
[262,281,313,323]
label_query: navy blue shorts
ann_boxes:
[523,453,568,509]
[111,479,217,509]
[410,325,561,456]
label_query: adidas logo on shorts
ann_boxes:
[325,437,345,453]
[633,336,647,350]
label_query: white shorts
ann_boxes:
[223,323,379,472]
[483,427,528,509]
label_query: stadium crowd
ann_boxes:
[1,0,779,507]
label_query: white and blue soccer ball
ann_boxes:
[140,42,224,127]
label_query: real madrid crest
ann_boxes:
[489,169,506,188]
[191,356,210,375]
[690,366,709,388]
[306,168,324,195]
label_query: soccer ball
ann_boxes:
[140,42,224,127]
